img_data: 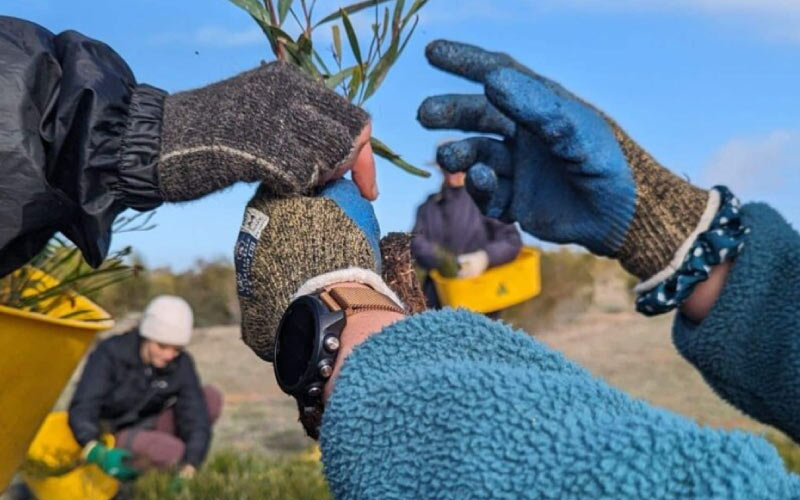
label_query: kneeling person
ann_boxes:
[68,296,222,480]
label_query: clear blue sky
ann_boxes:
[5,0,800,270]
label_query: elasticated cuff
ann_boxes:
[119,84,167,211]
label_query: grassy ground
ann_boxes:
[7,250,800,498]
[133,451,330,500]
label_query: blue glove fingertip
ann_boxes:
[437,141,475,173]
[466,164,497,195]
[466,165,513,220]
[319,179,382,270]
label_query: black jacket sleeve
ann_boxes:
[68,343,117,446]
[0,16,165,277]
[174,355,211,466]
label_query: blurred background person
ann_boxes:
[412,165,522,311]
[68,296,222,481]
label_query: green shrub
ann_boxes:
[94,258,239,327]
[501,248,597,331]
[134,451,331,500]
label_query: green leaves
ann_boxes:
[324,65,356,90]
[332,25,342,64]
[314,0,393,27]
[339,9,362,66]
[277,0,292,24]
[371,137,429,176]
[0,213,153,319]
[226,0,430,176]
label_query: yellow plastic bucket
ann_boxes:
[20,412,119,500]
[431,247,541,313]
[0,269,114,492]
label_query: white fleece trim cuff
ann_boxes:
[634,189,721,294]
[293,267,405,310]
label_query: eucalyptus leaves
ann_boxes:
[228,0,430,176]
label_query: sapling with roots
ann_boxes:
[0,212,154,320]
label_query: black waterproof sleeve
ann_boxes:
[173,355,211,466]
[68,343,117,446]
[0,16,165,276]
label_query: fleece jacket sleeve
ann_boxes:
[320,309,800,500]
[673,203,800,443]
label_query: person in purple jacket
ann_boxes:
[412,167,522,309]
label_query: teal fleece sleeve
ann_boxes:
[673,203,800,443]
[320,309,800,500]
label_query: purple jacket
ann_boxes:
[412,186,522,270]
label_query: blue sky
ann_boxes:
[5,0,800,269]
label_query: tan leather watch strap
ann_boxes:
[319,286,405,316]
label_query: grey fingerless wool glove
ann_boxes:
[235,186,377,362]
[158,62,369,201]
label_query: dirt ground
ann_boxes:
[69,307,773,459]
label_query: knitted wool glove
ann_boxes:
[235,179,401,361]
[418,40,711,281]
[155,62,369,201]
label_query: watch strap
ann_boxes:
[319,287,405,316]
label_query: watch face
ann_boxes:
[275,299,316,389]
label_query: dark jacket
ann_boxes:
[412,186,522,268]
[0,16,164,277]
[68,330,211,466]
[412,186,522,306]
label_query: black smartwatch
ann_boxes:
[274,286,405,409]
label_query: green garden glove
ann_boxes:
[84,441,138,481]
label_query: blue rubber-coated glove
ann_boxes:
[235,179,396,362]
[418,40,710,280]
[318,179,381,264]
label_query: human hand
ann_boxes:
[418,40,710,280]
[84,442,138,481]
[178,464,196,479]
[457,250,488,278]
[158,62,377,202]
[235,179,399,361]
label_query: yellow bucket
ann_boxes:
[20,412,119,500]
[0,269,114,492]
[431,247,541,313]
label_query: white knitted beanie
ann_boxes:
[139,295,194,346]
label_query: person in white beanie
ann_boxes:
[68,295,223,481]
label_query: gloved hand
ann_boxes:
[83,441,138,481]
[418,40,711,280]
[433,246,460,278]
[156,62,375,202]
[235,179,403,361]
[457,250,489,278]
